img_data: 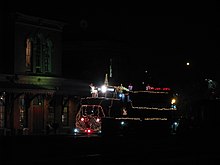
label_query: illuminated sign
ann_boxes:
[146,86,170,91]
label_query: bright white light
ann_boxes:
[107,87,114,92]
[186,62,190,66]
[73,128,79,133]
[120,121,125,126]
[101,85,107,93]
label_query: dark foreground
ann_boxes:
[0,133,220,165]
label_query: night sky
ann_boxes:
[3,2,219,90]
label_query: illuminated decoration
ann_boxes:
[84,128,93,134]
[120,121,125,126]
[130,89,178,110]
[95,74,129,99]
[109,59,112,78]
[78,83,178,135]
[97,86,114,93]
[133,90,170,94]
[114,84,129,101]
[146,85,170,91]
[101,85,107,93]
[128,84,133,91]
[75,105,105,133]
[89,83,98,97]
[115,117,141,121]
[122,107,127,115]
[74,97,123,135]
[171,98,176,104]
[131,107,177,110]
[104,73,109,86]
[107,87,114,92]
[115,117,168,121]
[116,84,129,93]
[171,121,179,134]
[119,93,123,98]
[171,98,177,109]
[73,128,79,133]
[146,84,151,90]
[144,118,167,120]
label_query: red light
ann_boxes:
[84,129,92,134]
[147,86,171,91]
[80,118,85,121]
[163,88,170,91]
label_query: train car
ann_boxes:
[101,87,179,136]
[73,96,124,134]
[74,84,179,136]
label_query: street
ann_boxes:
[1,133,220,164]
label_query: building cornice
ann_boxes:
[14,12,67,32]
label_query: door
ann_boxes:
[32,106,44,134]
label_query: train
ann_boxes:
[73,84,179,136]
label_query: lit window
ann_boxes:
[26,38,32,70]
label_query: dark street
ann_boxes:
[1,133,220,165]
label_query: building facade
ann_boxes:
[0,12,88,135]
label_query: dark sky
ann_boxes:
[3,2,219,89]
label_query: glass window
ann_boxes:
[26,38,32,70]
[44,38,52,73]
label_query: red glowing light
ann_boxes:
[147,86,171,91]
[84,129,93,134]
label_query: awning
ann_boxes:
[0,81,55,94]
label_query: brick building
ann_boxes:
[0,12,89,135]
